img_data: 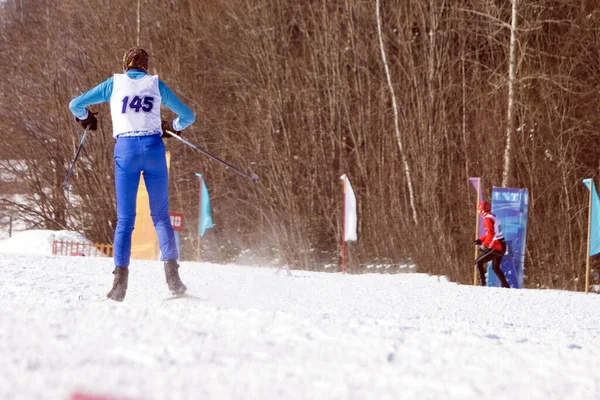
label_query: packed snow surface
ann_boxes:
[0,232,599,400]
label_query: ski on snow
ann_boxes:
[78,293,207,302]
[163,293,207,302]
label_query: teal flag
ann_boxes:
[582,179,600,256]
[196,173,214,237]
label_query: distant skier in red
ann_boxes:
[474,201,510,288]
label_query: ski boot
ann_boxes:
[164,260,187,294]
[476,264,486,286]
[492,264,511,288]
[107,267,129,301]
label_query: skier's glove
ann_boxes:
[75,108,98,131]
[161,120,181,138]
[473,239,482,246]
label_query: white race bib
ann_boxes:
[110,74,162,138]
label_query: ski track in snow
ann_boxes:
[0,253,599,400]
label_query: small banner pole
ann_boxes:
[341,178,347,273]
[473,178,482,285]
[198,174,203,262]
[586,183,592,294]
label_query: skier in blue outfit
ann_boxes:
[69,48,195,301]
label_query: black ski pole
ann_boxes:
[166,130,259,182]
[63,125,91,190]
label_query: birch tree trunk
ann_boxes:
[375,0,418,224]
[136,0,141,47]
[502,0,519,187]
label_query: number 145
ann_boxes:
[121,96,154,113]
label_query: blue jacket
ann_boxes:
[69,69,195,131]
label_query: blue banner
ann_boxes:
[582,179,600,256]
[489,187,529,288]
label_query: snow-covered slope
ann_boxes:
[0,250,599,400]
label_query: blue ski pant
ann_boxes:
[113,135,178,267]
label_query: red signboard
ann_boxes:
[169,212,184,232]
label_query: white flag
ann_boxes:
[340,174,357,242]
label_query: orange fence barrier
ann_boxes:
[52,240,113,258]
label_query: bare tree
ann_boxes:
[502,0,519,187]
[376,0,418,225]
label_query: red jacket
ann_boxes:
[479,212,504,252]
